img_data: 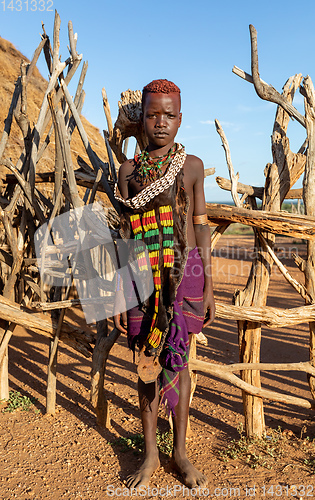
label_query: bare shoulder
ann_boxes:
[118,159,135,198]
[118,159,135,179]
[184,154,204,182]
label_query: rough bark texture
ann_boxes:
[234,74,304,437]
[301,76,315,398]
[206,204,314,239]
[107,89,148,164]
[90,324,120,427]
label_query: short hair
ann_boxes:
[142,79,181,108]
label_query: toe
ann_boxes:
[197,475,208,488]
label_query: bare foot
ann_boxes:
[126,453,160,489]
[170,453,208,489]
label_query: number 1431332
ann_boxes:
[1,0,53,11]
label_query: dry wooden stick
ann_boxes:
[217,177,303,200]
[210,223,231,249]
[4,170,110,194]
[60,79,119,211]
[21,273,41,298]
[216,177,262,200]
[38,26,83,160]
[258,231,312,303]
[74,61,88,108]
[0,36,47,161]
[47,92,83,209]
[0,294,94,356]
[206,203,315,240]
[29,53,67,194]
[0,78,22,162]
[215,119,241,207]
[215,301,315,328]
[39,185,63,302]
[249,25,305,128]
[300,75,315,398]
[232,65,268,85]
[102,87,114,141]
[292,252,306,272]
[123,137,129,157]
[189,358,315,409]
[67,59,88,137]
[90,326,120,427]
[13,61,31,143]
[29,12,82,192]
[222,360,315,375]
[52,9,61,70]
[0,159,45,224]
[33,295,113,310]
[2,208,26,300]
[269,74,305,206]
[233,33,306,128]
[0,324,16,365]
[204,167,215,178]
[36,123,54,162]
[47,260,75,414]
[89,168,102,204]
[104,133,118,184]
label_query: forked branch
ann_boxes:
[249,24,305,128]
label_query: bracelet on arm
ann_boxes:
[193,213,208,226]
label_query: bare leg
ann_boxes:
[126,378,160,488]
[171,365,208,488]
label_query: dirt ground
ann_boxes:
[1,235,315,499]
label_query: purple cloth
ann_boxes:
[127,247,204,348]
[126,247,205,414]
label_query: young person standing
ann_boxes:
[114,79,215,489]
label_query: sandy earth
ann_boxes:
[1,235,315,499]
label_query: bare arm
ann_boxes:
[118,159,134,198]
[193,159,215,326]
[113,160,133,333]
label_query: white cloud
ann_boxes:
[200,120,215,125]
[200,120,236,129]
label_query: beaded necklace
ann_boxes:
[134,143,178,183]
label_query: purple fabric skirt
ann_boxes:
[127,246,204,349]
[126,246,205,414]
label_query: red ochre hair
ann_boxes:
[143,79,181,95]
[142,79,181,108]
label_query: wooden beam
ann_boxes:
[206,203,315,239]
[189,358,315,409]
[215,301,315,328]
[0,295,94,358]
[216,176,303,200]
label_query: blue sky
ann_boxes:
[0,0,313,201]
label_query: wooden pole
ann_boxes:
[234,71,304,437]
[301,76,315,398]
[90,325,120,427]
[46,339,58,414]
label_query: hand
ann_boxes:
[114,311,128,333]
[113,290,128,333]
[203,287,215,328]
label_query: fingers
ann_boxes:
[113,314,127,334]
[203,317,212,328]
[121,310,127,325]
[203,305,215,328]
